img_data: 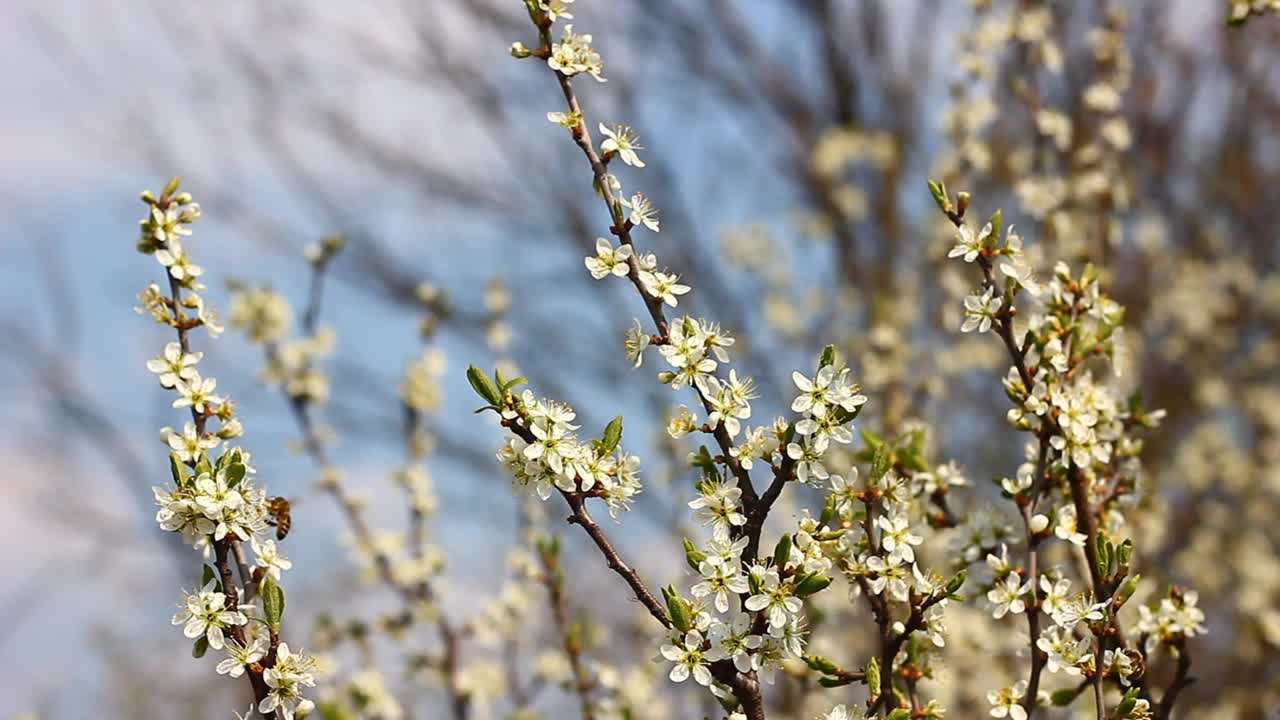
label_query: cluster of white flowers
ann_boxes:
[834,466,953,642]
[547,24,604,81]
[400,347,447,414]
[229,284,336,405]
[503,6,1222,717]
[259,643,320,719]
[153,450,269,552]
[660,530,818,690]
[173,580,249,651]
[229,285,292,344]
[136,180,316,718]
[1136,589,1207,653]
[931,188,1204,719]
[787,361,867,482]
[985,555,1113,682]
[495,389,642,516]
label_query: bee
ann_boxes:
[266,496,292,540]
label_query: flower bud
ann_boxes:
[1029,514,1049,534]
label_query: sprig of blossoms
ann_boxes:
[931,183,1197,718]
[135,178,312,718]
[546,24,605,81]
[488,378,643,517]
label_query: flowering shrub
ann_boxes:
[113,2,1280,720]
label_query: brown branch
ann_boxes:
[1154,645,1193,720]
[538,539,597,720]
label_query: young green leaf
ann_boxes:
[927,179,951,215]
[682,538,706,572]
[802,654,840,674]
[794,573,833,597]
[169,453,188,488]
[202,564,219,591]
[818,344,837,369]
[662,586,692,632]
[600,416,623,454]
[260,575,286,629]
[466,365,503,406]
[773,534,792,569]
[1051,688,1078,706]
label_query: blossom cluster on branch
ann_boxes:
[136,178,317,720]
[464,4,1214,720]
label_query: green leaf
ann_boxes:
[945,568,967,596]
[794,573,833,598]
[682,538,706,572]
[260,575,286,629]
[192,636,209,658]
[817,675,854,688]
[714,692,740,713]
[600,416,623,454]
[194,454,213,479]
[1116,687,1140,715]
[1114,574,1141,608]
[691,446,720,482]
[1051,688,1077,706]
[502,376,528,392]
[1117,538,1133,568]
[818,344,837,369]
[773,534,792,569]
[865,657,880,697]
[829,405,860,426]
[224,462,246,487]
[802,654,840,674]
[860,428,885,449]
[318,700,355,720]
[887,709,911,720]
[870,443,892,481]
[1095,541,1111,582]
[163,176,182,198]
[663,586,692,632]
[983,208,1003,245]
[819,495,837,527]
[466,365,503,406]
[202,564,219,590]
[927,179,951,215]
[169,453,188,488]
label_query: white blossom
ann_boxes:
[639,270,688,307]
[659,630,715,686]
[624,192,660,232]
[599,123,644,167]
[585,237,633,279]
[216,636,268,678]
[987,573,1031,618]
[172,581,248,651]
[962,286,1003,333]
